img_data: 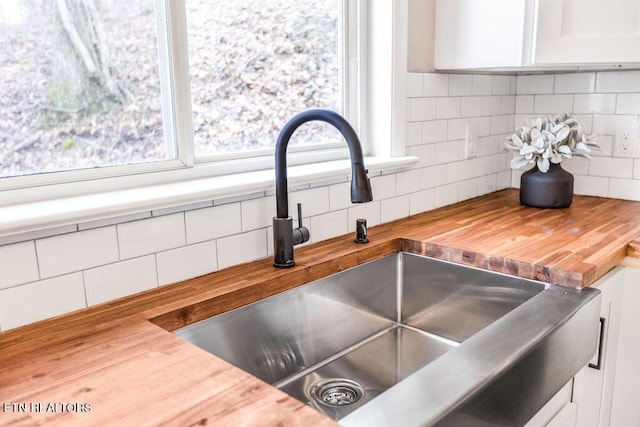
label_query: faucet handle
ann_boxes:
[297,203,303,229]
[293,203,310,245]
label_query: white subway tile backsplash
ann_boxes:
[573,94,616,114]
[477,135,501,157]
[476,117,492,137]
[408,98,437,122]
[490,115,511,135]
[409,189,435,215]
[0,241,39,290]
[458,178,480,201]
[348,201,381,228]
[516,75,554,94]
[500,96,516,115]
[370,174,397,200]
[562,157,589,175]
[515,95,534,114]
[239,195,274,232]
[407,73,424,97]
[554,73,595,94]
[406,122,423,147]
[117,214,185,260]
[422,120,448,144]
[472,75,493,96]
[157,240,218,286]
[434,183,459,208]
[596,71,640,93]
[468,156,490,178]
[492,75,514,96]
[84,256,158,306]
[481,96,501,116]
[608,178,640,201]
[573,114,593,134]
[423,73,449,97]
[595,135,613,157]
[396,169,423,196]
[478,174,498,195]
[217,229,267,270]
[187,203,242,244]
[511,168,525,188]
[489,153,509,174]
[447,118,469,140]
[409,144,436,169]
[381,195,411,223]
[422,165,448,189]
[461,97,483,118]
[435,141,459,164]
[496,171,511,190]
[616,94,640,114]
[329,182,351,211]
[288,187,330,221]
[574,175,609,198]
[449,74,473,96]
[310,210,348,243]
[447,161,469,183]
[534,94,573,114]
[589,157,633,179]
[634,160,640,179]
[592,115,617,135]
[436,97,461,119]
[0,273,86,331]
[36,227,119,279]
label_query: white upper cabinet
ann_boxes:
[434,0,640,71]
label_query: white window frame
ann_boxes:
[0,0,413,236]
[0,0,366,194]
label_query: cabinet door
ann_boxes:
[524,380,574,427]
[434,0,527,69]
[535,0,640,64]
[572,267,624,427]
[609,265,640,425]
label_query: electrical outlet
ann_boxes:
[614,119,639,158]
[464,123,478,159]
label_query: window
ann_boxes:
[0,0,174,179]
[187,0,344,158]
[0,0,361,187]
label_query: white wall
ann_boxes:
[512,71,640,199]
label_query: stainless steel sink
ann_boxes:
[174,252,601,426]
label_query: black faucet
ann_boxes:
[273,109,373,268]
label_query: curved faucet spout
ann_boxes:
[275,109,373,219]
[273,109,373,268]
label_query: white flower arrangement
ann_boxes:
[505,114,600,173]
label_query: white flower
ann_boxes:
[505,114,601,173]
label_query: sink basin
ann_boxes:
[174,252,600,426]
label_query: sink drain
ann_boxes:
[309,379,365,407]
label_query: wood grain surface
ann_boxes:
[1,189,639,426]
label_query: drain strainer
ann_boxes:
[309,379,365,407]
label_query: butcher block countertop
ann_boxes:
[2,189,640,426]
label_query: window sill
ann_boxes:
[0,156,417,240]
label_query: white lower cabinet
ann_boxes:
[528,262,640,427]
[572,266,625,427]
[525,380,576,427]
[609,264,640,425]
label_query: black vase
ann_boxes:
[520,163,574,208]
